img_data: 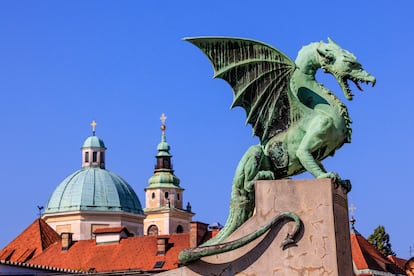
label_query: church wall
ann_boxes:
[44,211,144,240]
[144,210,192,235]
[146,188,183,210]
[144,215,167,235]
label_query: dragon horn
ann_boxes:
[328,37,340,47]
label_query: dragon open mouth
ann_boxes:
[338,75,376,101]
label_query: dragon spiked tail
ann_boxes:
[178,212,302,264]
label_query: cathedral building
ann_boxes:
[0,116,205,274]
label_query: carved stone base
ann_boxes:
[158,179,352,275]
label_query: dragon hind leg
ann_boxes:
[202,145,273,246]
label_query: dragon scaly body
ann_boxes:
[180,37,375,262]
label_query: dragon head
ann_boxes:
[317,38,376,100]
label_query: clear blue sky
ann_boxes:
[0,1,413,258]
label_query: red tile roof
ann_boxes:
[28,233,190,273]
[3,219,408,275]
[350,228,405,275]
[0,219,60,262]
[388,255,408,271]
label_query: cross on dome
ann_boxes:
[91,120,97,136]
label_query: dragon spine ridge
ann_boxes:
[182,36,375,261]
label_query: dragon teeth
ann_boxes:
[355,81,363,91]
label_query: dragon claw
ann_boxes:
[256,170,275,180]
[317,172,341,182]
[316,173,352,192]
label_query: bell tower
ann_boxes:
[143,114,194,235]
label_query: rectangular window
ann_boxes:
[92,151,97,162]
[85,152,89,163]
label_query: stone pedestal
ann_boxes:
[159,179,352,275]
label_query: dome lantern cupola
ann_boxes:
[82,120,106,169]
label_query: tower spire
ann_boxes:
[144,114,194,235]
[154,113,172,170]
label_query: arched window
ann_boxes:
[164,192,169,199]
[177,193,180,201]
[151,192,155,199]
[176,225,184,233]
[147,225,159,236]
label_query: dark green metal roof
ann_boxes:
[147,170,181,189]
[82,135,106,148]
[45,167,143,214]
[156,135,171,157]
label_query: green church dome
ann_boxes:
[82,136,106,148]
[45,167,143,214]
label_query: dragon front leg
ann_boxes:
[296,115,341,182]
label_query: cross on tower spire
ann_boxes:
[160,113,167,134]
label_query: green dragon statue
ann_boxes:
[180,37,375,263]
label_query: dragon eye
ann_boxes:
[345,60,361,68]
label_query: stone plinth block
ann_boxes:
[159,178,352,275]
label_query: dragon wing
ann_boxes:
[185,37,298,144]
